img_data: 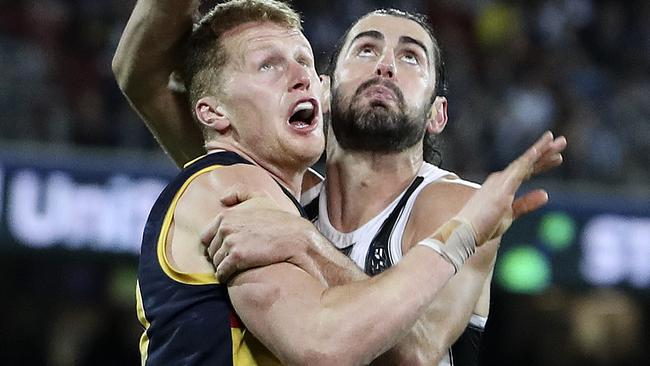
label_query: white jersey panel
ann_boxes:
[313,163,482,366]
[315,162,473,269]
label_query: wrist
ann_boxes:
[417,219,477,273]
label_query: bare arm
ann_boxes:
[204,203,479,364]
[112,0,204,166]
[375,133,566,364]
[206,131,560,364]
[367,182,496,365]
[230,245,455,365]
[371,239,498,365]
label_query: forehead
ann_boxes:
[224,21,312,54]
[344,14,433,51]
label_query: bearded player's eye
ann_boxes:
[357,45,376,57]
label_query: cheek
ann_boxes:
[404,77,433,107]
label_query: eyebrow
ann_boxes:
[349,31,429,60]
[349,30,384,45]
[399,36,429,59]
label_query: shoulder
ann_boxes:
[178,163,300,223]
[403,175,480,248]
[169,163,299,274]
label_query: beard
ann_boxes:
[330,77,430,154]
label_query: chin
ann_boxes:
[292,139,325,167]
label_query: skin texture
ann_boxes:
[205,132,566,365]
[112,0,204,165]
[197,22,326,180]
[114,3,567,365]
[204,14,566,365]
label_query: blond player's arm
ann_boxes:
[177,165,456,365]
[112,0,204,166]
[229,244,456,365]
[209,133,564,365]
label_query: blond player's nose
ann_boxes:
[289,61,311,91]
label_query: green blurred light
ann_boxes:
[497,246,551,294]
[109,265,138,307]
[539,212,576,251]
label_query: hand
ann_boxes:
[201,187,321,283]
[457,131,567,244]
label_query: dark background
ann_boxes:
[0,0,648,364]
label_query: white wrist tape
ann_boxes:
[417,219,477,273]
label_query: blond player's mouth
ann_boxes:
[287,98,319,133]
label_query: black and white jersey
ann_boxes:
[302,162,485,366]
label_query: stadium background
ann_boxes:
[1,0,648,364]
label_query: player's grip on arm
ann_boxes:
[201,187,330,284]
[204,131,566,281]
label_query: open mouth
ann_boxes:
[288,99,318,131]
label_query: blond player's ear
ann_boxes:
[319,74,331,115]
[196,97,230,132]
[426,96,448,134]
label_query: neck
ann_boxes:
[325,143,423,232]
[205,141,305,198]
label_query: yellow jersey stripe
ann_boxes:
[183,154,208,169]
[135,281,150,366]
[157,165,222,285]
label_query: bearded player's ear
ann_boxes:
[426,96,448,134]
[196,97,230,133]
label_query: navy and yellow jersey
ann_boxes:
[136,151,306,365]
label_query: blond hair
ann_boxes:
[183,0,302,135]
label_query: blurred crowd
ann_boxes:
[1,0,648,186]
[1,1,649,365]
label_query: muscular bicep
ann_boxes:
[134,86,205,166]
[228,262,326,365]
[113,0,204,166]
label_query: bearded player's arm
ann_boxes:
[183,166,460,365]
[209,183,493,365]
[112,0,204,166]
[371,181,497,365]
[372,132,567,365]
[213,133,561,365]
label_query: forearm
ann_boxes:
[305,230,368,286]
[112,0,204,165]
[232,245,455,366]
[372,239,498,365]
[113,0,195,96]
[473,264,495,317]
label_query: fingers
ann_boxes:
[512,189,549,219]
[503,131,566,192]
[220,184,266,207]
[533,135,567,174]
[207,227,226,263]
[200,213,223,247]
[215,259,233,284]
[534,153,563,174]
[214,246,234,282]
